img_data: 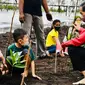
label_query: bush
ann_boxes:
[0,5,18,10]
[0,5,3,9]
[49,7,65,12]
[57,7,65,12]
[49,7,57,12]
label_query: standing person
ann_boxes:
[61,4,85,84]
[19,0,52,58]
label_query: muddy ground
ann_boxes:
[0,26,84,85]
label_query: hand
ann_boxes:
[2,59,7,68]
[60,53,65,57]
[32,74,42,80]
[0,51,6,66]
[19,13,25,23]
[73,22,81,31]
[46,13,52,21]
[61,43,66,52]
[59,49,65,57]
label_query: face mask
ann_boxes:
[24,42,29,46]
[21,42,29,46]
[54,26,60,31]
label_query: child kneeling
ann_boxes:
[6,29,41,80]
[45,19,64,57]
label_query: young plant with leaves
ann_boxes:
[6,50,26,68]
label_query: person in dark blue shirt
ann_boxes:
[19,0,52,58]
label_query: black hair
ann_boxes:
[82,5,85,12]
[13,29,27,42]
[73,16,81,24]
[80,2,85,12]
[80,2,85,7]
[51,19,60,30]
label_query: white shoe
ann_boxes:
[63,52,68,56]
[73,78,85,85]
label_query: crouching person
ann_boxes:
[6,28,41,80]
[45,19,64,57]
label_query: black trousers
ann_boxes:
[68,46,85,71]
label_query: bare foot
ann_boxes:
[32,75,42,80]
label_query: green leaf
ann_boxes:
[20,60,26,64]
[10,50,13,58]
[14,64,25,68]
[13,61,18,66]
[6,50,26,69]
[6,58,12,66]
[17,55,24,63]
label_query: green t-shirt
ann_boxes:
[6,43,35,61]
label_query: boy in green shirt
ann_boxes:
[6,29,41,80]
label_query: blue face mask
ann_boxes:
[54,26,60,31]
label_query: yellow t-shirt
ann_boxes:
[46,29,58,47]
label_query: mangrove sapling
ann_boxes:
[6,50,26,76]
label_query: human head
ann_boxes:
[51,19,61,31]
[13,29,29,46]
[80,2,85,7]
[80,2,85,22]
[73,16,82,25]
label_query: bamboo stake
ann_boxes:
[54,52,57,73]
[8,0,17,46]
[20,43,31,85]
[8,10,16,45]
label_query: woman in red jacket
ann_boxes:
[62,22,85,84]
[62,4,85,84]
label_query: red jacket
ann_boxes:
[62,28,85,48]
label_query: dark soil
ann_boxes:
[0,26,84,85]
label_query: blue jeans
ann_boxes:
[47,45,56,54]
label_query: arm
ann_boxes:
[31,61,35,76]
[31,61,42,80]
[73,22,85,34]
[62,31,85,48]
[0,50,6,66]
[79,27,85,34]
[42,0,52,21]
[53,37,62,51]
[19,0,25,23]
[19,0,24,15]
[42,0,49,13]
[53,37,64,56]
